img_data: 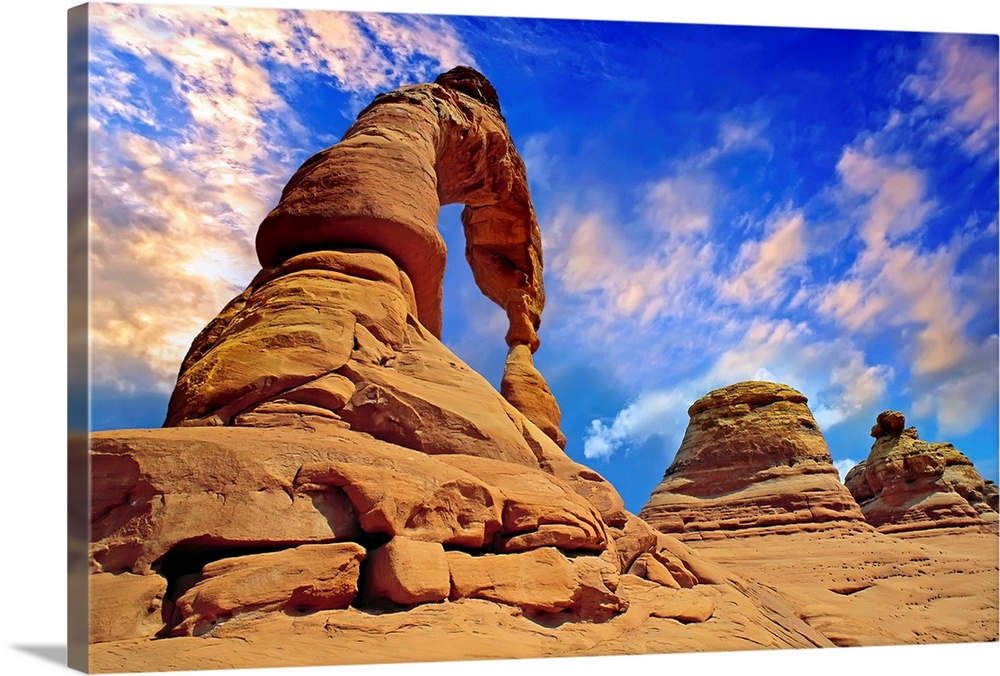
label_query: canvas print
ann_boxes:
[69,2,999,673]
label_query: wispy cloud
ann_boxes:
[88,6,475,392]
[583,318,893,462]
[835,148,934,255]
[819,144,988,378]
[642,175,714,236]
[719,211,807,306]
[911,336,1000,436]
[545,113,772,333]
[812,117,997,434]
[548,208,715,325]
[905,34,999,158]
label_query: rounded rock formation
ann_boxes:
[93,68,711,646]
[639,381,867,539]
[844,411,998,533]
[166,66,564,450]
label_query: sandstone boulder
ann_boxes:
[90,427,362,574]
[164,251,407,427]
[435,453,608,553]
[446,547,626,619]
[844,411,997,532]
[89,422,670,644]
[639,381,867,539]
[363,537,450,605]
[294,452,504,549]
[172,543,366,636]
[89,572,166,644]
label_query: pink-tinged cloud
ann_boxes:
[583,317,894,462]
[720,211,807,306]
[906,34,999,157]
[87,5,477,392]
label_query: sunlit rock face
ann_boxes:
[165,65,564,450]
[86,65,1000,673]
[844,411,998,533]
[95,68,763,647]
[640,381,868,539]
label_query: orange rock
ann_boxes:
[89,428,362,574]
[294,451,503,549]
[337,338,542,467]
[639,381,867,539]
[172,543,365,636]
[364,537,450,605]
[500,343,567,448]
[627,553,682,589]
[164,250,408,427]
[89,572,166,643]
[446,547,626,619]
[845,411,997,532]
[606,512,660,573]
[255,67,544,352]
[436,454,608,552]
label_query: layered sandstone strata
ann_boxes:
[91,68,753,652]
[639,381,867,539]
[844,411,998,533]
[165,66,562,450]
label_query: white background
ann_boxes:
[2,1,998,674]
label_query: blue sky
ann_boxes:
[85,1,999,513]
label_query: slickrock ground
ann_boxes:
[640,381,867,538]
[88,424,834,672]
[845,411,999,533]
[677,527,998,648]
[637,388,998,649]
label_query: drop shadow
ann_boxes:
[11,644,66,666]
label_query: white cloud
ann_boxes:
[720,211,807,306]
[816,128,997,437]
[643,175,714,236]
[548,209,715,326]
[832,458,860,483]
[911,336,1000,436]
[583,389,691,461]
[583,317,893,462]
[717,118,771,153]
[812,352,893,429]
[815,278,890,333]
[87,6,475,392]
[835,148,934,253]
[547,112,781,337]
[820,145,985,377]
[905,34,999,157]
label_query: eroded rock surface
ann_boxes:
[171,543,366,637]
[844,411,998,533]
[164,66,566,447]
[88,425,822,657]
[639,381,867,539]
[85,66,999,672]
[254,68,544,350]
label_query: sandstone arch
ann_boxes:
[255,66,544,351]
[164,67,564,448]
